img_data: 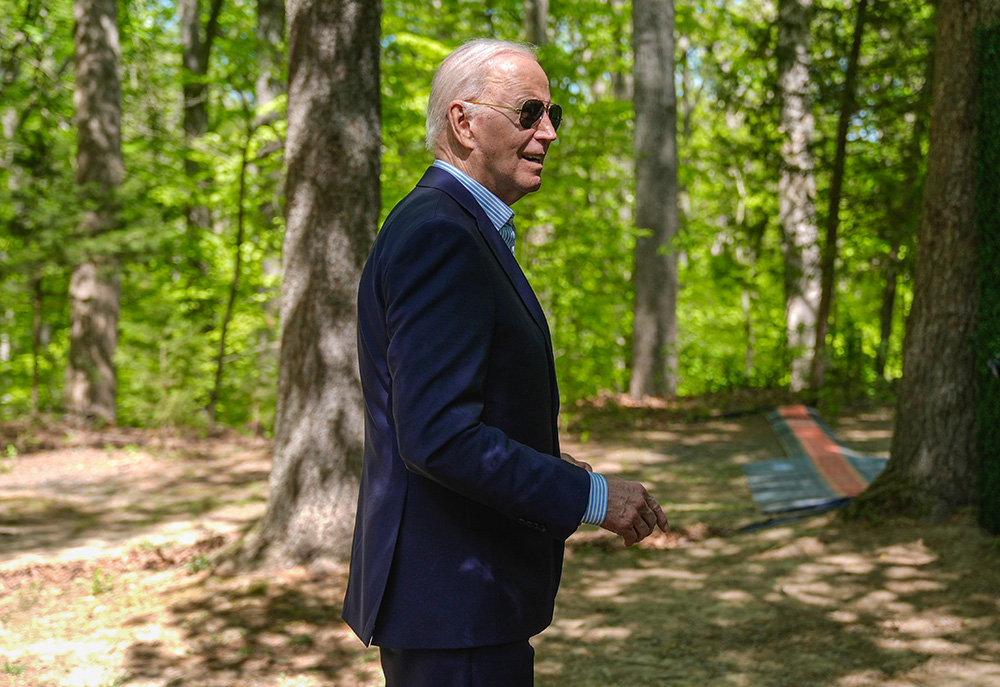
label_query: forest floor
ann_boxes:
[2,400,1000,687]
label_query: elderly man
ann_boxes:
[343,38,669,687]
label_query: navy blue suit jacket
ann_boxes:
[342,166,591,649]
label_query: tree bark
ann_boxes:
[523,0,548,47]
[66,0,123,425]
[629,0,679,399]
[975,16,1000,534]
[810,0,868,390]
[849,0,1000,522]
[235,0,381,570]
[776,0,820,393]
[178,0,223,232]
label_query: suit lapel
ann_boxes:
[416,167,553,349]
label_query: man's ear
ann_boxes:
[446,101,476,152]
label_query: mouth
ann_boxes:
[522,154,544,166]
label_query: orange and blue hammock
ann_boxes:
[743,405,888,514]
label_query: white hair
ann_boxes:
[425,38,538,152]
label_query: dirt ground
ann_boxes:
[2,406,999,687]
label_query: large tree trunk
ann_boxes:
[975,18,1000,534]
[235,0,381,570]
[776,0,820,393]
[629,0,679,399]
[66,0,123,425]
[810,0,868,390]
[850,0,1000,522]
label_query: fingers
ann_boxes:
[600,476,669,546]
[646,493,670,532]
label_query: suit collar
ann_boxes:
[415,166,553,351]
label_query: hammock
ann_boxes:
[742,405,887,514]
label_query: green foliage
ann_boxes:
[1,0,940,429]
[976,22,1000,535]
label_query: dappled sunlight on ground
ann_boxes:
[3,408,1000,686]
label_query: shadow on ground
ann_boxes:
[3,408,1000,687]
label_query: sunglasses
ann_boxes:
[466,98,563,131]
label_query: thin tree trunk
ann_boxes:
[66,0,123,425]
[776,0,820,393]
[207,109,252,424]
[810,0,868,390]
[877,45,934,380]
[233,0,381,570]
[629,0,679,399]
[31,276,42,412]
[875,244,900,378]
[179,0,223,232]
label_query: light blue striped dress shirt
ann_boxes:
[431,159,609,527]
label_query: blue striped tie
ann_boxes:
[499,218,516,254]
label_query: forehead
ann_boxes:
[483,54,551,100]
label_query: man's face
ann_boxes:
[465,55,558,206]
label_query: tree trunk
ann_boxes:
[975,17,1000,534]
[849,0,1000,522]
[629,0,679,399]
[876,45,934,380]
[66,0,123,425]
[256,0,285,113]
[523,0,548,47]
[179,0,223,232]
[776,0,820,393]
[234,0,381,570]
[875,243,900,378]
[810,0,868,390]
[31,275,43,412]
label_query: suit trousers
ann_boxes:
[379,640,534,687]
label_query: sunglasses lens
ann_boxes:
[549,104,562,131]
[518,100,562,131]
[518,100,545,129]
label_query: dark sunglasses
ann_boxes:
[466,98,563,131]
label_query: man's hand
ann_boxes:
[601,475,669,546]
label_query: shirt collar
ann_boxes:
[432,159,514,232]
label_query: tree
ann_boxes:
[809,0,868,390]
[976,17,1000,534]
[776,0,820,393]
[236,0,381,569]
[66,0,123,424]
[179,0,224,232]
[850,0,1000,521]
[524,0,548,46]
[629,0,679,398]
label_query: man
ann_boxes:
[343,38,669,687]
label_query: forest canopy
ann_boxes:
[0,0,935,430]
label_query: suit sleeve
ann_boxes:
[379,215,590,540]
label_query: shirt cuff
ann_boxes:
[581,471,608,526]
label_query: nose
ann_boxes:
[535,110,558,141]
